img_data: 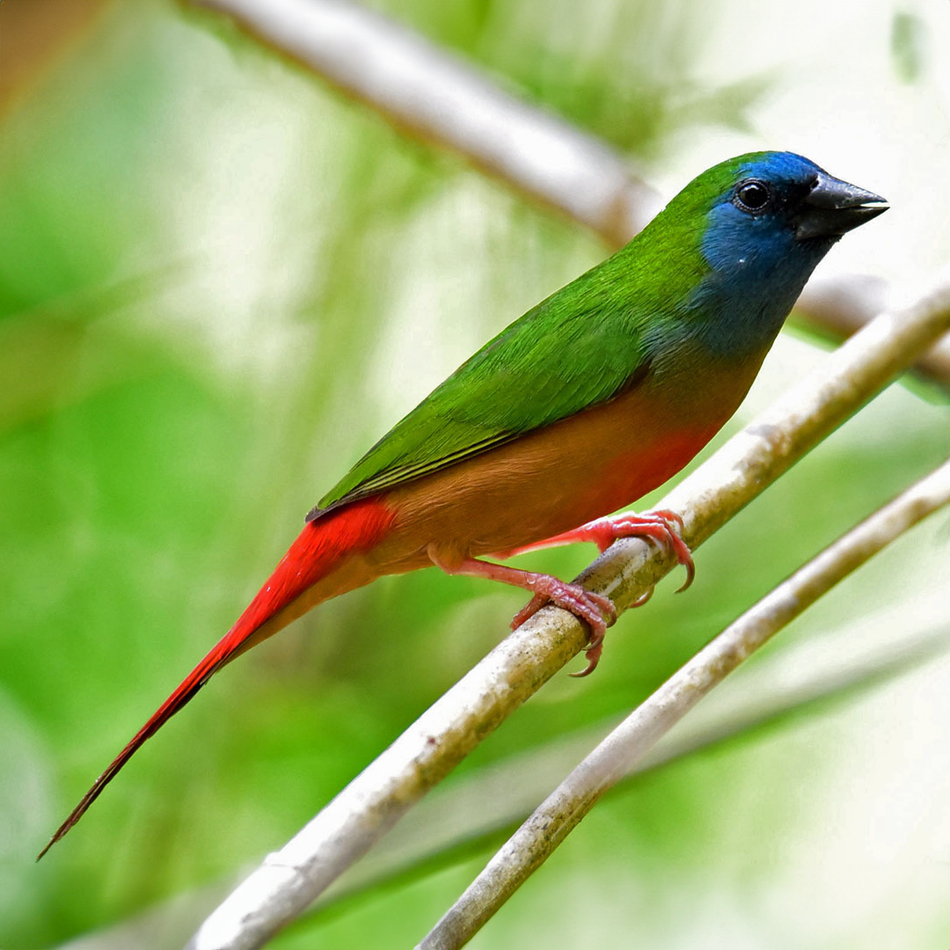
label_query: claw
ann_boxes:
[631,586,654,608]
[510,578,616,675]
[646,510,694,592]
[582,509,694,591]
[564,585,650,677]
[570,635,604,677]
[510,592,548,630]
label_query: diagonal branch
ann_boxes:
[418,455,950,949]
[58,613,948,950]
[186,0,950,389]
[187,0,661,244]
[186,271,950,950]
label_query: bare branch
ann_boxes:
[188,0,661,244]
[186,0,950,388]
[186,273,950,949]
[59,609,947,950]
[418,455,950,949]
[795,275,950,390]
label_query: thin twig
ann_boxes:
[186,276,950,950]
[186,0,950,388]
[418,456,950,949]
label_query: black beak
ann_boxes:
[794,173,888,240]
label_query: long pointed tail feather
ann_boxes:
[38,498,395,859]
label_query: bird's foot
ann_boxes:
[505,509,691,675]
[597,509,694,591]
[426,548,619,677]
[510,578,616,636]
[510,577,616,677]
[514,581,653,677]
[524,509,695,592]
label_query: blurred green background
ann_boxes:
[1,0,949,947]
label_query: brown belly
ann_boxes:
[368,361,752,574]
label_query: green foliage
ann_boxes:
[1,1,948,948]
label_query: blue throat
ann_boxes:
[691,209,831,358]
[689,155,836,360]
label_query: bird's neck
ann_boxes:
[687,224,831,359]
[686,264,807,358]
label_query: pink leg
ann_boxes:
[501,509,693,676]
[428,547,616,674]
[497,508,695,592]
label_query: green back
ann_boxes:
[315,155,753,515]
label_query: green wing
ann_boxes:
[310,152,750,517]
[312,223,707,517]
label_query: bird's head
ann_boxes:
[697,151,888,269]
[655,151,888,355]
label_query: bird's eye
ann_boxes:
[734,180,771,213]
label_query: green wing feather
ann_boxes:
[312,158,728,517]
[314,283,646,515]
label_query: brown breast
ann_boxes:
[371,350,760,572]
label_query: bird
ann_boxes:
[38,151,887,858]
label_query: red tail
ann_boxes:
[38,498,395,859]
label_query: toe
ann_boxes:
[510,592,549,629]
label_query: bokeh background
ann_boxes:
[2,0,950,947]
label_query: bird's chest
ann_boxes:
[686,249,808,361]
[380,348,764,564]
[573,360,751,516]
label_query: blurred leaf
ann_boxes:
[891,10,926,83]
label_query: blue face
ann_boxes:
[693,152,841,357]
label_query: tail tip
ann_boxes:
[36,836,58,862]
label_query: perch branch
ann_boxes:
[418,455,950,948]
[57,608,947,950]
[186,277,950,949]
